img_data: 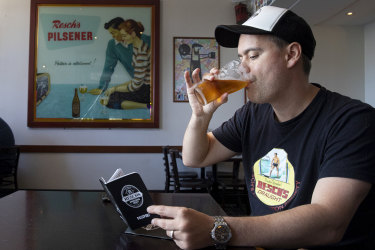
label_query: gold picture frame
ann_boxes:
[28,0,160,128]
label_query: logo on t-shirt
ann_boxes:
[252,148,296,208]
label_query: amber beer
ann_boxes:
[194,79,247,105]
[79,85,87,94]
[100,95,109,105]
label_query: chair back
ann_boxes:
[162,146,171,177]
[0,146,20,190]
[169,149,182,192]
[162,146,174,192]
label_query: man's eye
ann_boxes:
[249,55,259,60]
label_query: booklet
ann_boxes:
[99,169,171,239]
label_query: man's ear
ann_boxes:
[286,42,302,69]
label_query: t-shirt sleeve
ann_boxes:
[319,103,375,183]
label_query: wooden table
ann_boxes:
[0,190,253,250]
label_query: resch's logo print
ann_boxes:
[121,185,144,208]
[251,148,296,208]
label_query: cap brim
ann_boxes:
[215,25,271,48]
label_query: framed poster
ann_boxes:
[28,0,159,128]
[253,0,275,12]
[173,37,220,102]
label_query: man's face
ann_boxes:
[120,29,133,45]
[108,27,122,42]
[238,34,289,104]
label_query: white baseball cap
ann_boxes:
[215,6,316,60]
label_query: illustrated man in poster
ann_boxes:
[88,17,150,95]
[178,43,215,80]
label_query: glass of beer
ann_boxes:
[79,84,88,101]
[99,94,109,114]
[193,59,247,105]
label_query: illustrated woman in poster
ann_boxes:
[89,17,150,95]
[103,19,151,110]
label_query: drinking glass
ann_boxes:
[99,94,109,114]
[193,59,247,105]
[79,84,88,101]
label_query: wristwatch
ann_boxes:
[211,216,232,249]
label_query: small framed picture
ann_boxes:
[173,37,220,102]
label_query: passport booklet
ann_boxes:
[99,169,170,239]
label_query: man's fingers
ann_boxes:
[185,71,199,96]
[147,205,181,218]
[216,93,229,105]
[184,68,202,88]
[184,70,193,88]
[88,88,102,95]
[191,68,201,84]
[150,217,175,230]
[209,67,219,75]
[148,206,182,237]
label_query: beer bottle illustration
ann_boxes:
[72,88,80,118]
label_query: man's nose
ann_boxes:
[239,60,250,74]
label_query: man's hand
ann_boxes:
[104,87,116,96]
[147,205,214,249]
[105,81,131,96]
[182,67,236,168]
[185,68,228,118]
[88,88,103,95]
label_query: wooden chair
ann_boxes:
[217,179,250,215]
[162,146,198,192]
[206,156,243,181]
[212,156,250,214]
[205,169,233,181]
[0,146,20,197]
[169,149,212,193]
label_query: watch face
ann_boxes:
[214,225,231,243]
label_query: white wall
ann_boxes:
[0,0,369,190]
[310,25,364,101]
[365,21,375,107]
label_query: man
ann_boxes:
[88,17,150,94]
[269,152,280,178]
[148,6,375,250]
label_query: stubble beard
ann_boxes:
[246,75,281,105]
[246,76,267,104]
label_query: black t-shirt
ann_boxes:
[213,84,375,249]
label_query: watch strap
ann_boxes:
[211,216,231,249]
